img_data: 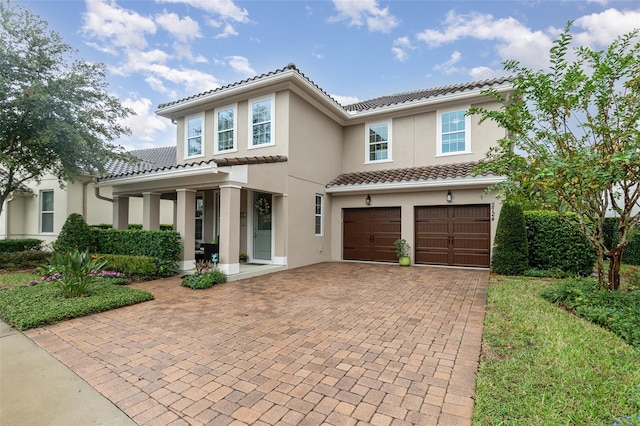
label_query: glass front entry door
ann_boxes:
[253,192,272,262]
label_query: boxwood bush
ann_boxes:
[0,251,51,270]
[93,229,181,277]
[524,211,596,276]
[0,238,43,253]
[53,213,95,254]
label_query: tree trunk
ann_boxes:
[607,250,622,290]
[595,251,606,290]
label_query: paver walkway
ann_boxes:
[25,262,488,425]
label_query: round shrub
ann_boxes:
[181,270,226,290]
[53,213,94,254]
[491,202,529,275]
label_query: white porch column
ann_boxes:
[112,195,129,230]
[273,194,287,265]
[142,192,161,230]
[219,184,241,275]
[176,189,196,271]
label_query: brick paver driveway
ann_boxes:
[26,262,488,425]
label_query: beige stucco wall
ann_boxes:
[341,99,505,173]
[329,187,502,263]
[176,91,290,166]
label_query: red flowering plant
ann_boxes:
[621,267,640,292]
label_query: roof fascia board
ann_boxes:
[326,176,505,194]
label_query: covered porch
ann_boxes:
[95,157,289,275]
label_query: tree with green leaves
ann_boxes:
[0,1,133,219]
[471,23,640,290]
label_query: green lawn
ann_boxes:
[474,275,640,425]
[0,271,153,330]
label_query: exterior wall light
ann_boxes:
[365,195,371,205]
[446,190,452,203]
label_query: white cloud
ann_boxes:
[433,50,462,74]
[156,11,201,42]
[226,56,256,76]
[573,8,640,48]
[156,0,250,23]
[330,0,399,33]
[392,36,414,61]
[331,94,360,106]
[120,96,170,142]
[416,11,553,69]
[82,0,156,51]
[214,23,239,38]
[469,66,503,81]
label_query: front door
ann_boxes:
[253,192,272,262]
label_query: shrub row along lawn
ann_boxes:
[474,275,640,426]
[0,272,153,330]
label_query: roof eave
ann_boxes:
[346,81,513,119]
[326,175,505,194]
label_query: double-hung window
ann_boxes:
[314,194,323,236]
[215,105,236,153]
[438,109,470,155]
[249,95,274,148]
[366,121,391,163]
[185,114,204,158]
[40,190,54,233]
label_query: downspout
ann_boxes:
[94,186,113,203]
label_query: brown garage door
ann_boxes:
[415,205,490,267]
[343,207,401,262]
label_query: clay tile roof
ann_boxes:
[327,162,488,188]
[214,155,288,167]
[157,63,342,111]
[98,148,288,182]
[343,76,514,112]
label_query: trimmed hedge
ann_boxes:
[92,229,181,277]
[599,217,640,266]
[0,239,43,253]
[491,203,529,275]
[0,251,51,270]
[97,254,158,279]
[524,211,596,276]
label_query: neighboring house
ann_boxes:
[96,64,511,274]
[0,148,175,244]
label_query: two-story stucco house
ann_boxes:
[94,64,511,275]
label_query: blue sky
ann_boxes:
[17,0,640,150]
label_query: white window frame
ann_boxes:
[214,104,237,154]
[365,121,392,164]
[314,194,323,236]
[185,114,205,159]
[437,107,471,156]
[248,94,275,149]
[40,190,54,234]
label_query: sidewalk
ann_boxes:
[0,320,135,426]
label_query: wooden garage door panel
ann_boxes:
[415,205,490,268]
[343,207,401,263]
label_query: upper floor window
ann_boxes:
[40,190,54,233]
[249,95,274,148]
[366,121,392,163]
[186,114,204,158]
[438,109,470,155]
[215,105,236,153]
[315,194,323,236]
